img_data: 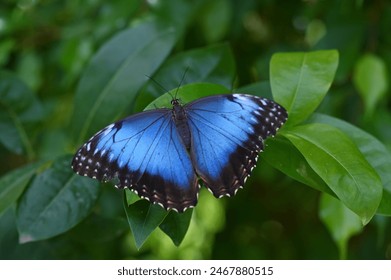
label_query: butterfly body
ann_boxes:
[72,94,287,212]
[172,99,191,149]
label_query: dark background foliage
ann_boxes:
[0,0,390,259]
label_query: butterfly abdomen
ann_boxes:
[172,99,191,150]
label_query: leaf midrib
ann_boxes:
[287,54,307,113]
[288,131,363,200]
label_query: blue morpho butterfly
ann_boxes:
[72,89,288,212]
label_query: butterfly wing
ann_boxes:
[72,109,198,212]
[185,94,287,197]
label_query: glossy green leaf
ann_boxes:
[125,188,141,206]
[262,137,331,194]
[0,161,45,215]
[0,71,43,157]
[353,53,388,116]
[123,197,168,249]
[282,123,382,224]
[71,18,178,144]
[270,50,339,126]
[159,209,193,246]
[16,156,100,243]
[319,193,362,259]
[124,189,193,248]
[309,113,391,216]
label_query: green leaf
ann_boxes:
[270,50,339,126]
[309,113,391,216]
[123,178,193,248]
[319,193,363,259]
[262,137,331,194]
[123,197,168,249]
[353,53,389,117]
[16,156,100,243]
[124,188,141,206]
[0,161,45,215]
[282,123,382,224]
[0,71,43,157]
[71,18,178,144]
[144,83,230,111]
[159,209,193,246]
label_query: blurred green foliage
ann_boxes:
[1,0,391,259]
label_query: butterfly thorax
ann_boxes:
[171,99,191,150]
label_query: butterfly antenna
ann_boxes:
[144,74,174,99]
[174,67,189,99]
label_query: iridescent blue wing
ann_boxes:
[185,94,287,197]
[72,109,198,212]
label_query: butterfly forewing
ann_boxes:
[72,109,199,212]
[185,94,287,197]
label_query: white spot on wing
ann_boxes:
[102,124,114,136]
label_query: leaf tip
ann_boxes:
[361,215,372,226]
[19,233,34,244]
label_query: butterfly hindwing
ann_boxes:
[72,109,198,212]
[185,94,287,197]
